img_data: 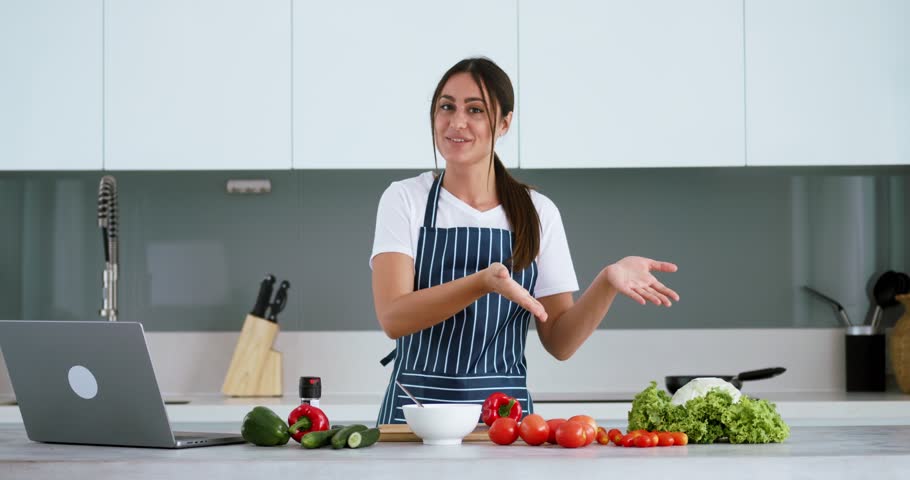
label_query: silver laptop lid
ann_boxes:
[0,320,177,448]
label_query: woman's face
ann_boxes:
[434,72,511,168]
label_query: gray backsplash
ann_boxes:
[1,167,908,331]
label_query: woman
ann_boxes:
[371,58,679,425]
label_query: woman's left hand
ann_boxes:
[601,256,679,306]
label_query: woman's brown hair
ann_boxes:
[430,57,540,272]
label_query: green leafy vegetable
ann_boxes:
[627,381,673,431]
[722,396,791,444]
[626,381,790,444]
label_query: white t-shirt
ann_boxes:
[370,171,579,298]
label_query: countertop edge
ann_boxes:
[3,397,910,425]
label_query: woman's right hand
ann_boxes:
[482,262,548,322]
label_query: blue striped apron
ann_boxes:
[377,171,538,425]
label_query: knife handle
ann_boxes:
[266,280,290,322]
[251,274,276,318]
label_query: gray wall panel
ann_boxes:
[0,167,907,331]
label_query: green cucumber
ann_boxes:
[301,426,342,449]
[331,424,368,449]
[347,428,380,449]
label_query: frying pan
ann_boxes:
[665,367,786,394]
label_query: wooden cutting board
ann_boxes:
[378,424,490,442]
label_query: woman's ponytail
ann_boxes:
[493,154,539,272]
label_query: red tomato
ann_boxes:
[581,423,595,446]
[546,419,566,444]
[518,414,549,446]
[649,432,659,446]
[555,421,587,448]
[671,432,689,446]
[607,428,623,445]
[488,417,519,445]
[621,433,637,448]
[657,432,675,447]
[567,414,597,431]
[595,427,610,445]
[634,434,654,448]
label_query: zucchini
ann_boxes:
[347,428,380,449]
[331,424,368,449]
[300,426,342,449]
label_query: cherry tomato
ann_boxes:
[595,427,610,445]
[488,417,519,445]
[546,419,566,444]
[634,434,654,448]
[649,432,659,446]
[607,428,623,445]
[621,433,637,448]
[555,421,587,448]
[518,414,549,446]
[671,431,689,446]
[657,432,675,447]
[581,423,596,446]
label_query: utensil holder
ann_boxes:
[845,326,885,392]
[222,314,283,397]
[891,294,910,394]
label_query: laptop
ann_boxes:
[0,320,246,448]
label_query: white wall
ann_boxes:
[0,329,847,398]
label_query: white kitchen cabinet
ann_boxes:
[293,0,519,169]
[105,0,291,170]
[519,0,745,168]
[745,0,910,166]
[0,0,103,171]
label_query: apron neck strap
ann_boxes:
[422,170,445,228]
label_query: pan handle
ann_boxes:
[734,367,786,382]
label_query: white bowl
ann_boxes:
[402,404,482,445]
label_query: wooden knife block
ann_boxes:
[222,314,283,397]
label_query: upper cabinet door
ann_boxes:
[105,0,291,170]
[0,0,103,171]
[293,0,519,169]
[519,0,745,168]
[746,0,910,166]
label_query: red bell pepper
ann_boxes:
[481,392,523,426]
[286,404,330,443]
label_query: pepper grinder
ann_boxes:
[299,376,322,407]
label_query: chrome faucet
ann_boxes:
[97,175,119,322]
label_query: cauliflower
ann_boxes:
[670,377,742,406]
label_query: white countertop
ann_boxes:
[4,391,910,426]
[1,423,909,479]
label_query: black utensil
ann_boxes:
[266,280,290,323]
[803,285,852,327]
[899,272,910,294]
[251,274,276,318]
[665,367,786,394]
[874,270,900,304]
[871,271,910,330]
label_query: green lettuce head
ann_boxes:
[677,390,734,443]
[627,381,672,431]
[627,381,790,444]
[722,396,791,443]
